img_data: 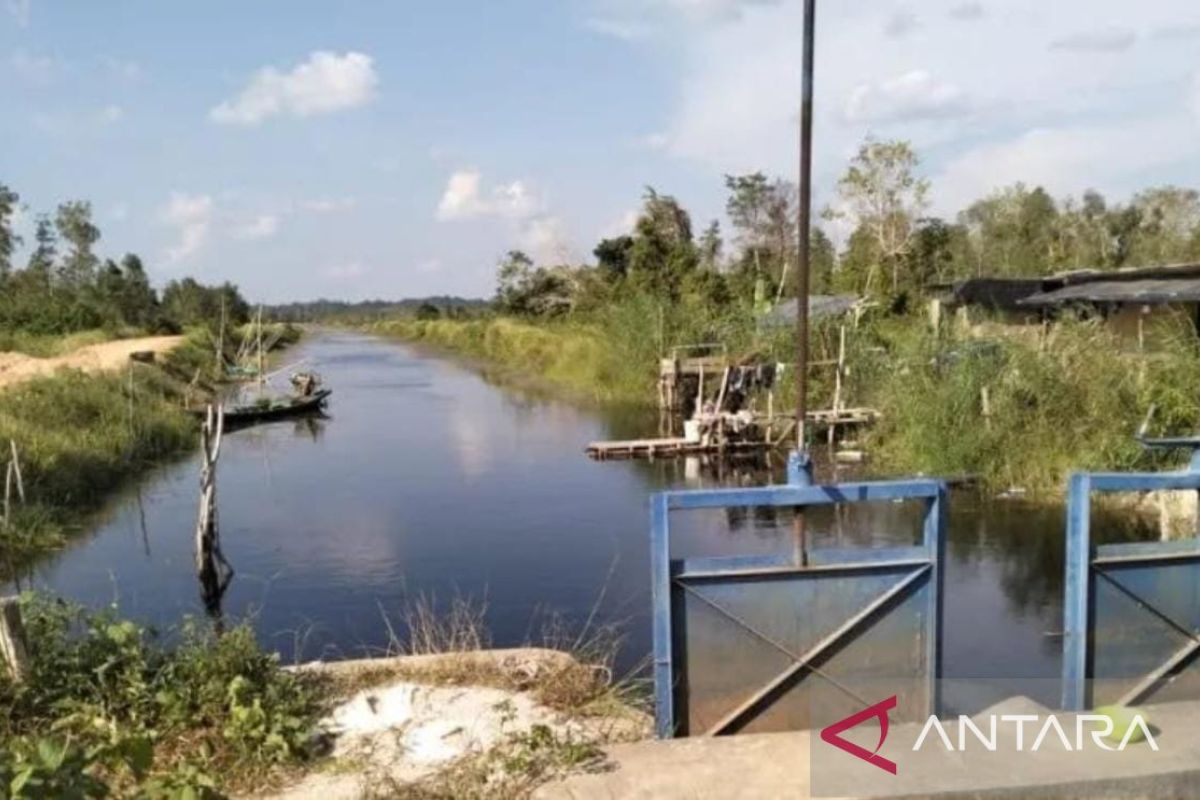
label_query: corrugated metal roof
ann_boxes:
[1018,278,1200,307]
[763,295,861,326]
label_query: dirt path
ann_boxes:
[0,335,185,390]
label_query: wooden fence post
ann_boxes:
[0,596,30,683]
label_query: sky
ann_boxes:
[2,0,1200,302]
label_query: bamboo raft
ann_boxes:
[587,407,879,460]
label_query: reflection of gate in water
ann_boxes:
[1062,462,1200,711]
[651,462,947,737]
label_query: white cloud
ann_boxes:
[1050,27,1137,52]
[518,216,573,264]
[436,170,541,221]
[948,2,985,22]
[210,51,378,126]
[659,0,781,23]
[1192,73,1200,122]
[1151,23,1200,41]
[637,131,671,150]
[416,258,442,273]
[933,120,1196,214]
[102,57,142,81]
[234,213,279,240]
[303,196,357,213]
[99,104,123,124]
[10,49,57,82]
[435,169,574,262]
[160,192,213,263]
[844,70,968,124]
[109,202,129,221]
[585,17,653,40]
[324,261,370,280]
[639,0,1200,215]
[884,10,918,38]
[600,209,640,239]
[6,0,29,27]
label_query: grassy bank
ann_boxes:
[366,309,1200,495]
[0,324,302,572]
[861,315,1200,490]
[0,366,196,569]
[367,317,655,405]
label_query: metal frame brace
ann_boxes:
[651,452,948,737]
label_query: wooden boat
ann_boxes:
[191,389,332,426]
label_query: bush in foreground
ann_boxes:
[0,594,321,798]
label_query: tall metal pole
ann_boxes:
[795,0,816,451]
[792,0,817,566]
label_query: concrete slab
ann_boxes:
[535,699,1200,799]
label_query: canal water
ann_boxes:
[6,331,1155,712]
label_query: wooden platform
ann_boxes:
[586,438,772,460]
[586,407,881,461]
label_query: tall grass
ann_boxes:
[0,366,196,569]
[367,294,776,406]
[0,328,134,358]
[865,313,1200,492]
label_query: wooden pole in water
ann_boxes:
[793,0,817,566]
[195,404,234,618]
[8,441,24,505]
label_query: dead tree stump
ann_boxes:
[195,404,234,616]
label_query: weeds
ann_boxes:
[864,313,1200,492]
[0,594,322,797]
[374,721,605,800]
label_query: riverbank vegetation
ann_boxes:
[0,593,321,797]
[0,181,300,572]
[359,138,1200,493]
[0,592,642,798]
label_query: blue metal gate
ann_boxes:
[1062,445,1200,711]
[652,456,947,737]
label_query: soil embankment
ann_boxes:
[0,335,184,389]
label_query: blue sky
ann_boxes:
[3,1,1200,302]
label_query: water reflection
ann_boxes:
[1,331,1167,710]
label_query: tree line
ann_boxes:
[493,138,1200,317]
[0,182,251,337]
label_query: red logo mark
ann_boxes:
[819,696,898,775]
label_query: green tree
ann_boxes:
[960,184,1060,277]
[0,183,19,280]
[628,188,697,298]
[26,214,57,281]
[496,249,535,312]
[1127,186,1200,264]
[724,173,771,281]
[593,235,633,280]
[55,201,101,289]
[828,138,929,296]
[697,220,723,272]
[809,227,837,295]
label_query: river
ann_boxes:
[5,330,1155,713]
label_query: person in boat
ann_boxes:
[290,371,321,397]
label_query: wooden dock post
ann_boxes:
[195,404,234,616]
[0,596,30,683]
[827,323,846,450]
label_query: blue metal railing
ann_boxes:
[651,453,947,737]
[1061,436,1200,710]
